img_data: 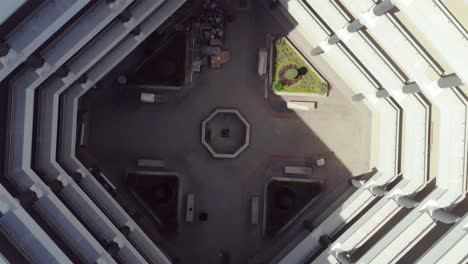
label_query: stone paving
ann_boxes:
[84,1,372,263]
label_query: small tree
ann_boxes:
[298,66,308,76]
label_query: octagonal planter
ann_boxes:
[201,109,250,159]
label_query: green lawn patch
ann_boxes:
[272,37,328,95]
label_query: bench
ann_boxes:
[186,194,195,223]
[137,159,166,168]
[286,101,317,111]
[284,166,313,175]
[251,196,260,225]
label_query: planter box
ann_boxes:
[270,36,329,96]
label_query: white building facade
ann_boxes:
[0,0,466,263]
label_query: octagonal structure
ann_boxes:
[201,109,250,159]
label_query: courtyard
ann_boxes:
[82,1,372,263]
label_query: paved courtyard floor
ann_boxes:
[84,1,372,263]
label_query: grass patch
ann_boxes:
[272,37,328,94]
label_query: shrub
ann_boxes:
[317,82,328,94]
[276,38,286,47]
[273,80,284,91]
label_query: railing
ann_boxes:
[0,183,72,264]
[0,0,90,81]
[386,13,446,76]
[0,0,27,26]
[392,0,468,83]
[415,212,468,264]
[434,0,468,40]
[58,1,189,263]
[276,2,403,263]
